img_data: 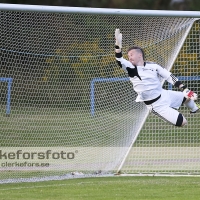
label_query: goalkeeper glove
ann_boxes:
[115,29,122,49]
[182,88,198,101]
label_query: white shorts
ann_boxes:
[145,89,185,126]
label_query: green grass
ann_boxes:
[0,176,200,200]
[0,106,200,182]
[1,106,200,147]
[0,106,137,147]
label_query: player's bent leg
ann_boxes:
[145,91,187,127]
[148,101,187,127]
[175,113,187,127]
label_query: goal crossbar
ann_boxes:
[0,3,200,18]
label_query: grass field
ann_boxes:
[0,106,140,147]
[0,176,200,200]
[0,105,200,181]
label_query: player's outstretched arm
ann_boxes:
[115,28,122,58]
[115,28,122,50]
[157,65,198,101]
[114,29,132,71]
[167,74,198,100]
[177,83,198,101]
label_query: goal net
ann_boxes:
[0,4,199,183]
[121,19,200,175]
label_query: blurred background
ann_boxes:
[0,0,199,11]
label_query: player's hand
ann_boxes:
[115,29,122,49]
[183,88,198,100]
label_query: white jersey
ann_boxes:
[116,56,178,102]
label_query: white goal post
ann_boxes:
[0,4,200,183]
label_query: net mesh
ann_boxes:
[122,20,200,175]
[0,8,198,182]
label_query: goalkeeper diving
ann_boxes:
[115,29,199,127]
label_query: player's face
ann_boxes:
[128,49,142,66]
